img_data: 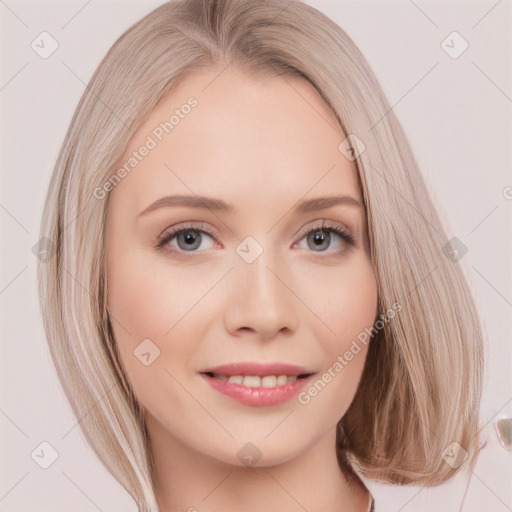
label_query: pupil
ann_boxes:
[310,229,329,250]
[179,231,200,250]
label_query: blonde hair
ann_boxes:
[37,0,484,510]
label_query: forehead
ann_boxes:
[109,68,361,214]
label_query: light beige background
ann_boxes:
[0,0,511,510]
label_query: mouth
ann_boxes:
[201,372,313,388]
[199,362,316,406]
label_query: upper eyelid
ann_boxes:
[157,221,218,245]
[294,219,352,239]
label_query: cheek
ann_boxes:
[105,247,201,415]
[312,255,378,343]
[319,257,378,384]
[106,245,224,370]
[106,246,171,367]
[108,248,180,333]
[302,256,378,406]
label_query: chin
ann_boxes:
[204,429,316,469]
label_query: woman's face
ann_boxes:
[105,68,378,467]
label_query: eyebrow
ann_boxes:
[138,194,363,217]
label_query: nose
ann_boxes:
[223,251,300,340]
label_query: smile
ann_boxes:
[209,373,303,387]
[199,362,316,407]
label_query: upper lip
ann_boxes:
[200,362,315,377]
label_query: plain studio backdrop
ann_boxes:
[0,1,511,511]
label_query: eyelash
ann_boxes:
[155,220,355,258]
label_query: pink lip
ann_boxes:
[200,373,314,407]
[199,362,316,407]
[201,362,313,377]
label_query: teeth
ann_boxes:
[242,376,261,387]
[213,373,301,387]
[276,375,288,386]
[261,375,276,388]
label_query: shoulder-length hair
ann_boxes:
[37,0,484,510]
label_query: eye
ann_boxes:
[156,222,217,255]
[293,221,355,254]
[156,219,355,258]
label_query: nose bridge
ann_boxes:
[242,248,282,303]
[224,238,299,338]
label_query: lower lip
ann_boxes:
[200,373,314,407]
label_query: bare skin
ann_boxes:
[105,66,377,512]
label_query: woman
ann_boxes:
[37,0,484,511]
